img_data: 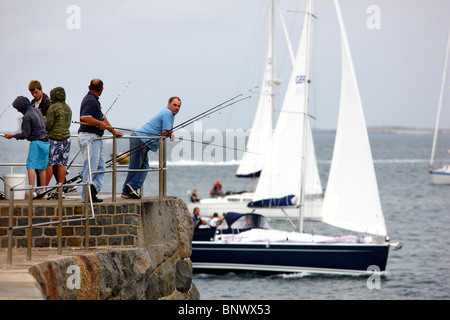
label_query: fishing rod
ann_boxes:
[37,92,252,199]
[0,104,11,120]
[171,96,252,133]
[72,95,252,136]
[104,81,130,116]
[171,90,255,133]
[172,93,243,131]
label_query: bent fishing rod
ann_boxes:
[104,81,130,116]
[38,92,252,199]
[72,94,252,137]
[0,104,11,120]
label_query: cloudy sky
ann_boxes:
[0,0,449,134]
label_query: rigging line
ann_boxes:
[176,137,261,155]
[274,109,317,120]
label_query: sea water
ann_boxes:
[1,132,449,299]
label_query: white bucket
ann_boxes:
[3,173,27,200]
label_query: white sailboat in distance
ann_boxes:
[429,29,450,184]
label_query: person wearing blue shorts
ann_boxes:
[4,96,49,194]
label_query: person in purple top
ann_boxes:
[4,96,49,193]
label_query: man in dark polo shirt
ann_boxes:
[78,79,123,202]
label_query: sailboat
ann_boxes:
[429,30,450,185]
[191,0,400,275]
[188,0,323,222]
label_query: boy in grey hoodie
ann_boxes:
[4,96,50,193]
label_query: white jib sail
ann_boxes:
[320,0,387,236]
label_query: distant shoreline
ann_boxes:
[314,127,450,134]
[2,126,450,135]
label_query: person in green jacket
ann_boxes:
[45,87,72,185]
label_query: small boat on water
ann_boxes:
[192,212,396,275]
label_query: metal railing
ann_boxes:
[1,134,168,264]
[6,183,92,264]
[86,134,167,200]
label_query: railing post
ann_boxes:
[27,186,33,261]
[84,183,90,250]
[57,183,63,255]
[7,188,14,265]
[112,135,117,202]
[163,137,167,197]
[159,137,163,199]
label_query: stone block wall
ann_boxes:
[0,202,141,249]
[0,197,198,300]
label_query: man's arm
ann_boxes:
[103,116,123,138]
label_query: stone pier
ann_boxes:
[0,195,198,300]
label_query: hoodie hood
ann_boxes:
[50,87,66,103]
[12,96,31,115]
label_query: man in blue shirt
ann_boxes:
[122,96,181,199]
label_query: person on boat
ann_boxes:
[210,180,225,197]
[45,87,72,187]
[78,79,123,203]
[209,212,225,227]
[121,96,181,199]
[4,96,49,196]
[190,189,201,202]
[192,207,206,228]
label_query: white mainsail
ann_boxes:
[320,0,387,236]
[250,0,322,207]
[236,0,276,178]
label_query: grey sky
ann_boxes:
[1,0,449,133]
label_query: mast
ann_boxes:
[430,29,450,171]
[270,0,276,130]
[235,0,277,178]
[298,0,314,233]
